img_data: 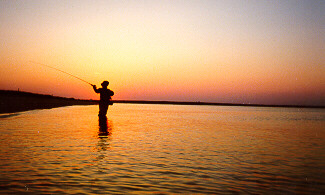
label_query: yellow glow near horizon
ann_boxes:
[0,1,324,106]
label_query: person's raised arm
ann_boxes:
[92,85,100,93]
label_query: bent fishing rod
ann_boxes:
[29,61,94,86]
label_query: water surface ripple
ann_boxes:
[0,104,324,194]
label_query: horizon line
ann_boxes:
[1,89,324,109]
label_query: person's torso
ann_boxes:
[99,88,113,101]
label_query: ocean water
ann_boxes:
[0,104,324,194]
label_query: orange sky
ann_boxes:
[0,0,324,106]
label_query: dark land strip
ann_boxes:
[0,90,98,114]
[0,90,324,114]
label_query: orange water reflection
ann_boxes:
[96,116,113,162]
[0,105,324,194]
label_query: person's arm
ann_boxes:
[92,85,100,93]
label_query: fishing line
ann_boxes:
[29,61,93,86]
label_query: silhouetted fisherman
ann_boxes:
[92,81,114,116]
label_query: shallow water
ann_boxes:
[0,104,324,194]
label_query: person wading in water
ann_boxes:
[92,81,114,117]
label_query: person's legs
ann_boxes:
[99,102,109,116]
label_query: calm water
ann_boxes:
[0,104,324,194]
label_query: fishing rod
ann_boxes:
[29,61,94,86]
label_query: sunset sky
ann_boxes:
[1,0,324,106]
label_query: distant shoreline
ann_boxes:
[113,100,325,109]
[0,90,324,114]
